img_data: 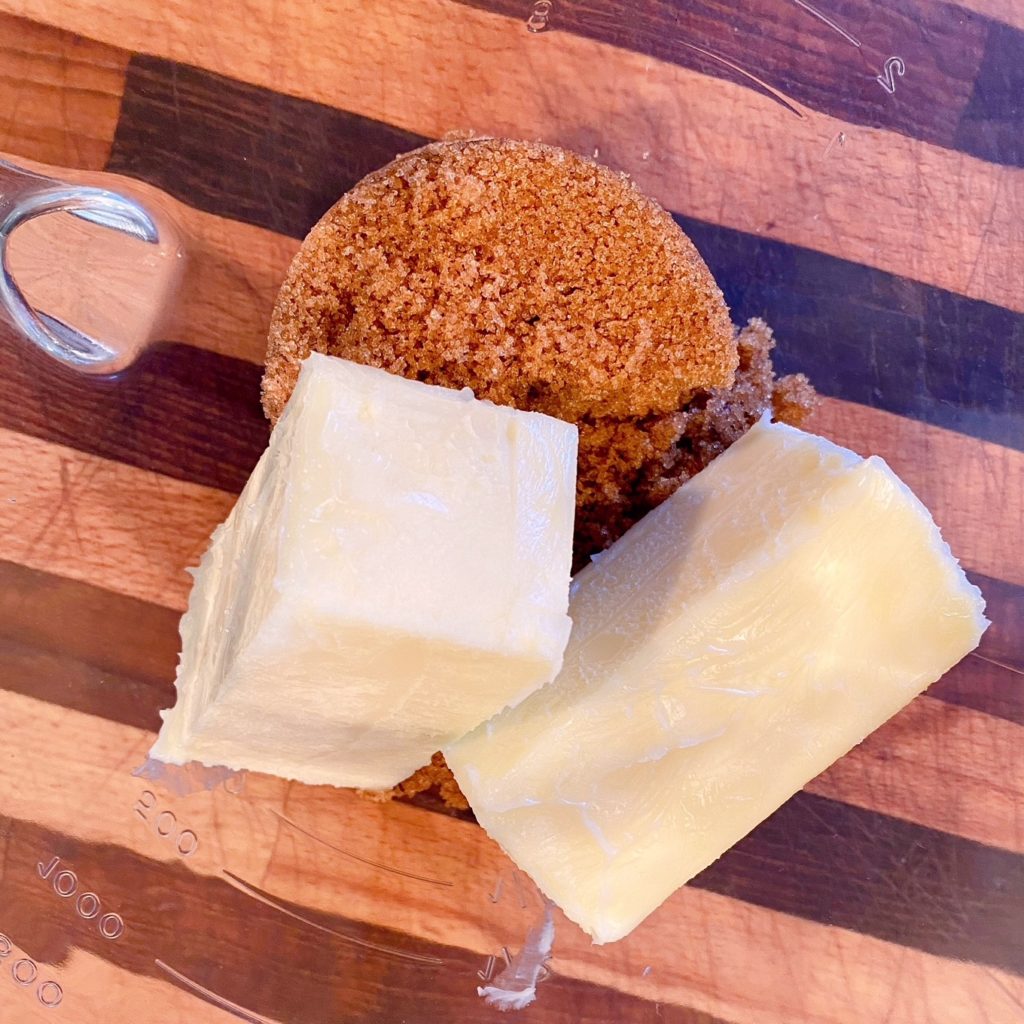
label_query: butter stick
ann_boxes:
[151,354,578,789]
[445,417,988,944]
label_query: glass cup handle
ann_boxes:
[0,158,162,373]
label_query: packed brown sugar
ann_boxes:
[262,138,817,808]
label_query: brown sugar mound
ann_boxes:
[263,138,737,426]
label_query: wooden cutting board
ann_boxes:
[0,2,1021,1022]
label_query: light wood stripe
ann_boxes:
[961,0,1024,31]
[171,210,294,366]
[2,691,1022,1024]
[0,427,232,610]
[0,948,241,1024]
[0,12,127,170]
[3,0,1021,314]
[810,398,1024,588]
[808,695,1024,853]
[578,886,1024,1024]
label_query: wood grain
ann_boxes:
[6,531,1022,733]
[965,0,1024,31]
[807,695,1024,853]
[1,366,1021,791]
[0,6,1020,1018]
[0,12,127,169]
[10,140,1021,453]
[2,819,727,1024]
[679,217,1024,449]
[954,22,1024,168]
[170,210,296,366]
[0,558,179,687]
[0,947,245,1024]
[0,426,232,610]
[0,323,268,494]
[14,166,1021,463]
[696,794,1024,974]
[930,648,1024,725]
[3,692,1024,1024]
[108,57,429,243]
[7,0,1022,313]
[0,636,164,732]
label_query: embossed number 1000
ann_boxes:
[37,856,125,939]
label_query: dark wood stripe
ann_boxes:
[0,559,179,689]
[954,20,1024,167]
[694,790,1024,976]
[676,215,1024,450]
[106,55,1024,450]
[459,0,1023,169]
[0,322,268,495]
[0,637,161,734]
[108,55,429,239]
[0,817,727,1024]
[969,571,1024,673]
[929,653,1024,727]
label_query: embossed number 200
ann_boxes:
[134,790,199,857]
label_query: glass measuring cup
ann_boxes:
[0,0,1021,1020]
[0,159,186,374]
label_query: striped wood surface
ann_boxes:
[0,3,1022,1022]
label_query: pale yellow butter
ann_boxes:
[151,353,578,789]
[445,417,988,944]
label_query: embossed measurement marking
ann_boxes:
[134,790,199,857]
[156,960,279,1024]
[477,950,506,982]
[0,932,63,1008]
[270,808,452,887]
[37,856,125,939]
[487,869,529,908]
[876,55,906,94]
[787,0,909,100]
[791,0,862,47]
[222,869,444,967]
